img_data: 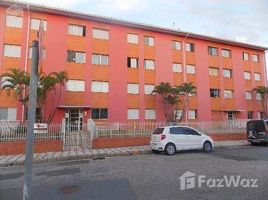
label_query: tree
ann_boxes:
[0,68,68,123]
[253,86,268,118]
[153,82,181,122]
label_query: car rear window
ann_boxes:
[152,128,164,134]
[247,120,266,132]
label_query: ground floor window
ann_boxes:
[0,108,17,120]
[257,112,264,119]
[92,108,108,119]
[226,111,235,120]
[247,111,253,119]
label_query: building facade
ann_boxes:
[0,1,267,124]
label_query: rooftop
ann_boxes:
[1,0,268,51]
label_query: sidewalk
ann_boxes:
[0,140,250,167]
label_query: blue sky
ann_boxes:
[20,0,268,64]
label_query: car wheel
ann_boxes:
[165,143,176,155]
[203,141,212,153]
[251,142,259,146]
[152,150,160,154]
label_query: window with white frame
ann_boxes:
[186,43,194,52]
[245,91,253,100]
[186,64,195,74]
[242,52,249,61]
[92,108,108,119]
[144,59,155,70]
[145,109,156,120]
[127,33,138,44]
[221,49,231,58]
[68,24,86,36]
[244,71,251,80]
[209,67,219,76]
[29,47,46,60]
[127,57,138,68]
[91,81,109,93]
[254,73,261,81]
[174,109,183,119]
[208,46,218,56]
[93,28,109,40]
[92,54,109,65]
[128,109,139,120]
[172,40,181,50]
[224,90,233,99]
[256,93,262,101]
[0,108,17,120]
[6,15,23,28]
[4,44,21,58]
[66,80,85,92]
[252,54,260,62]
[67,51,86,64]
[144,85,155,95]
[188,110,197,119]
[172,63,182,73]
[30,18,47,31]
[127,84,139,94]
[144,36,154,46]
[223,69,232,78]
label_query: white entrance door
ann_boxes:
[65,108,83,131]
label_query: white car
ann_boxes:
[150,126,214,155]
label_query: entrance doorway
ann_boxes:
[65,108,83,131]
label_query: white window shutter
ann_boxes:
[4,45,21,58]
[144,85,155,95]
[6,15,23,28]
[127,84,139,94]
[128,109,139,120]
[145,109,156,120]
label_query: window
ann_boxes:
[31,18,47,31]
[144,36,154,46]
[208,46,218,56]
[253,54,259,62]
[0,108,17,120]
[224,90,233,99]
[1,76,11,88]
[144,85,155,95]
[254,73,261,81]
[144,59,155,70]
[209,67,219,76]
[29,47,46,60]
[127,57,138,68]
[188,110,197,120]
[67,51,86,64]
[247,111,253,119]
[6,15,23,28]
[127,33,138,44]
[245,91,253,100]
[92,54,109,65]
[243,52,249,61]
[128,109,139,120]
[4,45,21,58]
[186,64,195,74]
[244,72,251,80]
[91,81,109,93]
[66,80,85,92]
[93,28,109,40]
[68,24,86,36]
[257,112,264,119]
[184,128,200,135]
[127,84,139,94]
[210,89,220,98]
[223,69,232,78]
[172,40,181,50]
[145,109,156,120]
[92,108,108,119]
[227,111,235,120]
[256,93,261,101]
[186,43,194,52]
[174,109,182,119]
[221,49,231,58]
[170,127,185,135]
[172,63,182,73]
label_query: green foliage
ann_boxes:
[253,86,268,118]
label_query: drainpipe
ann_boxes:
[22,4,30,121]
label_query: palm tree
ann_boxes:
[176,82,196,122]
[253,86,268,118]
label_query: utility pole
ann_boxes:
[23,40,39,200]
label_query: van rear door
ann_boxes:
[247,120,266,140]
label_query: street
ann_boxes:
[0,146,268,200]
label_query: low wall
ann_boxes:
[0,140,63,155]
[92,132,247,149]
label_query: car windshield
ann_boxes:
[152,128,164,134]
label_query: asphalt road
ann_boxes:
[0,145,268,200]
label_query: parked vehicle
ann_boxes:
[150,126,214,155]
[247,120,268,145]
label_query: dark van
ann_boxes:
[247,120,268,145]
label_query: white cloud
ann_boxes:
[16,0,87,9]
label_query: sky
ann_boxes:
[18,0,268,65]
